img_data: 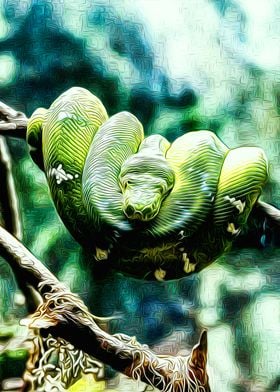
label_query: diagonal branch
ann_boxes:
[0,99,211,390]
[0,225,205,391]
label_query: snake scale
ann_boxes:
[27,87,268,280]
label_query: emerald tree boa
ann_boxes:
[27,87,268,280]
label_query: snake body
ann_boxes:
[27,87,268,279]
[83,111,144,233]
[27,88,109,250]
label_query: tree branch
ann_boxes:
[0,101,28,138]
[0,225,208,391]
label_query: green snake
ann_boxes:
[27,87,268,280]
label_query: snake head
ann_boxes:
[121,175,166,221]
[119,155,175,222]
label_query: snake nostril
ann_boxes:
[125,204,135,217]
[143,206,152,217]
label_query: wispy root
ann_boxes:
[22,285,207,391]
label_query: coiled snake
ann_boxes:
[27,87,268,280]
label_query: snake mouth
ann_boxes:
[123,194,161,222]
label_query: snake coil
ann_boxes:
[27,87,268,280]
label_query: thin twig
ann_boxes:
[0,136,22,239]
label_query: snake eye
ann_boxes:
[122,181,130,190]
[120,179,133,191]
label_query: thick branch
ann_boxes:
[0,225,200,391]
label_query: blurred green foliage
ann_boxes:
[0,1,280,390]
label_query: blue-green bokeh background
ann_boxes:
[1,1,280,390]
